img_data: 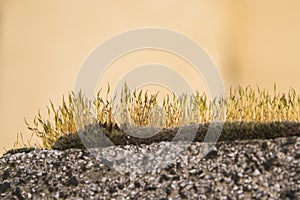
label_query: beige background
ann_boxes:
[1,0,300,155]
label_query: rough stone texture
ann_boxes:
[1,136,299,199]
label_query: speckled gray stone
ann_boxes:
[0,136,299,199]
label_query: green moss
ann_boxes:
[49,121,300,150]
[3,147,36,156]
[52,123,123,150]
[20,83,300,150]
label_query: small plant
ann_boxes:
[23,83,300,149]
[24,92,78,149]
[3,132,37,155]
[12,132,35,149]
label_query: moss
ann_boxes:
[50,121,300,150]
[51,132,85,150]
[198,121,300,142]
[52,123,123,150]
[3,147,36,156]
[24,84,300,150]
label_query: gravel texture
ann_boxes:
[1,136,299,199]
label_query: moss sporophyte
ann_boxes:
[13,83,300,151]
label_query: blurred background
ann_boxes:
[1,0,300,155]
